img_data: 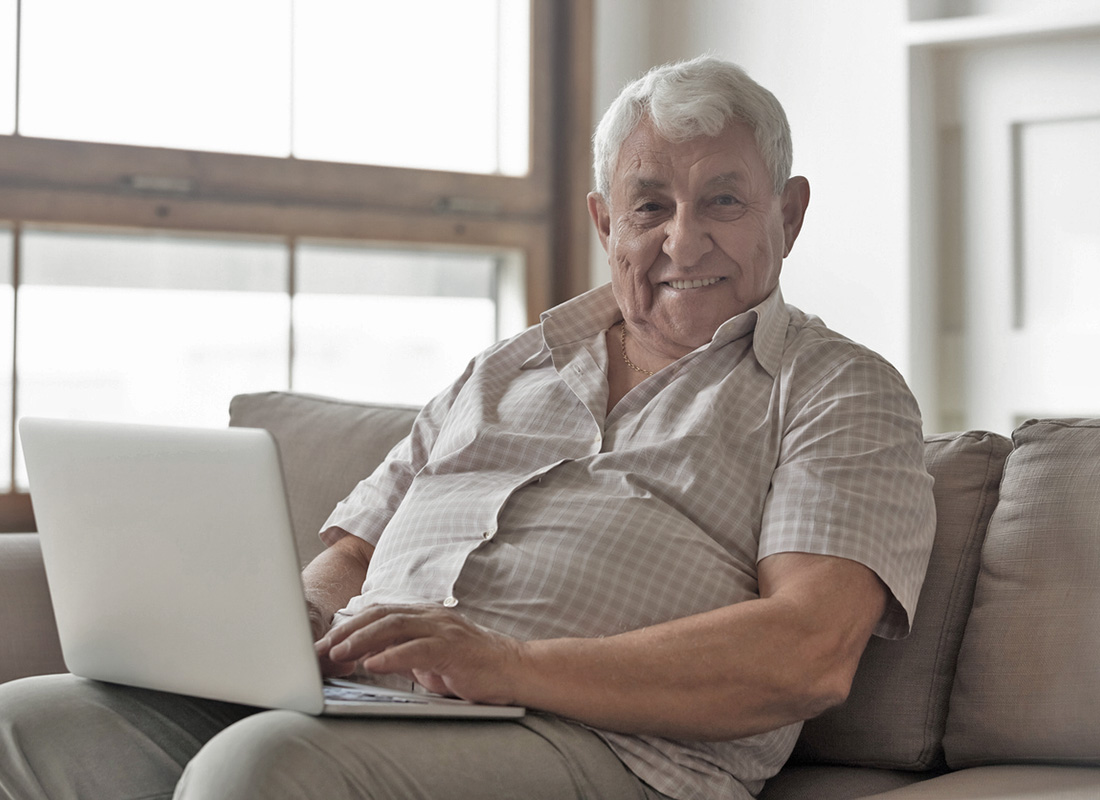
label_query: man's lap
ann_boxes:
[0,673,256,800]
[0,674,667,800]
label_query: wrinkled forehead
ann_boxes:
[610,118,770,198]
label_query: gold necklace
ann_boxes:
[619,321,655,377]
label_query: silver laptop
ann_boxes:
[19,417,524,720]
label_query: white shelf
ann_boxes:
[907,7,1100,46]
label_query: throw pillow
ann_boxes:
[943,418,1100,767]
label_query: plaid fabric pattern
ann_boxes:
[323,283,935,800]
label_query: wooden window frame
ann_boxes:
[0,0,594,531]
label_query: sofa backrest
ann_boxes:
[792,428,1012,771]
[229,391,418,565]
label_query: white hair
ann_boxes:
[592,55,793,197]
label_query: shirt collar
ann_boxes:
[539,284,622,349]
[527,282,789,377]
[708,284,788,378]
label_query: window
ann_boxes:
[19,0,293,156]
[292,242,526,404]
[18,0,532,174]
[15,228,291,435]
[292,1,531,174]
[0,0,13,134]
[0,0,594,528]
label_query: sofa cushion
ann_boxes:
[228,392,419,565]
[853,765,1100,799]
[758,765,929,800]
[792,429,1012,770]
[943,418,1100,768]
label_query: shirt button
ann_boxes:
[482,528,496,540]
[593,433,602,446]
[443,596,459,608]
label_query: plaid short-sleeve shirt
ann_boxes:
[323,283,935,800]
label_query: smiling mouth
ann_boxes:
[662,277,725,290]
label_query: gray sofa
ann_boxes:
[2,391,1098,799]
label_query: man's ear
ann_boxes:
[780,177,810,257]
[587,192,611,251]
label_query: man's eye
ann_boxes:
[636,202,662,213]
[714,195,739,206]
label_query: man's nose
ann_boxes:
[662,209,714,265]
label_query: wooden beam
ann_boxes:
[550,0,596,305]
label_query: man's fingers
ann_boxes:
[319,605,410,654]
[325,606,458,663]
[321,604,402,645]
[361,637,445,675]
[314,638,358,678]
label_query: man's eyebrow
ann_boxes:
[628,176,668,192]
[706,171,749,189]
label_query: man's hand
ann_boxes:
[313,604,525,705]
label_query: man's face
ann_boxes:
[589,118,808,361]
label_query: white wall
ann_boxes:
[590,0,914,378]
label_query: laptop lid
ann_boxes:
[21,417,328,713]
[20,417,523,719]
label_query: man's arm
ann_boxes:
[301,529,374,641]
[316,551,886,741]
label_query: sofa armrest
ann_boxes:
[0,533,65,684]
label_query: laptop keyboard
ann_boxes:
[323,684,429,704]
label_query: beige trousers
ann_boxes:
[0,674,670,800]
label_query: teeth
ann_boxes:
[667,277,722,290]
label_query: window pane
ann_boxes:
[293,0,530,175]
[17,0,530,173]
[19,0,291,155]
[16,229,290,487]
[293,243,524,405]
[0,227,11,489]
[0,0,14,134]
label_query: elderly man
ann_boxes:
[0,56,934,800]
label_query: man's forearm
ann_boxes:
[511,552,886,740]
[516,600,841,740]
[300,529,374,639]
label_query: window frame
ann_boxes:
[0,0,594,531]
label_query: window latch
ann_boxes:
[123,175,195,195]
